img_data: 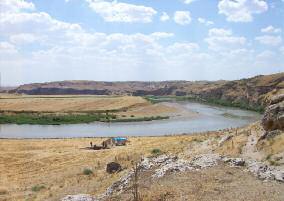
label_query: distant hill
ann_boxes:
[0,86,17,93]
[9,73,284,109]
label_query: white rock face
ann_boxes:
[190,154,221,168]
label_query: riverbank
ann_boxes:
[0,122,283,201]
[144,95,265,113]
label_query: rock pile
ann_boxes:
[61,194,97,201]
[246,160,284,182]
[191,154,221,168]
[222,157,245,167]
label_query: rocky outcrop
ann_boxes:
[61,154,284,201]
[262,94,284,131]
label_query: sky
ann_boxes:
[0,0,283,86]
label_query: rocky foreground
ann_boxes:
[62,95,284,201]
[63,153,283,201]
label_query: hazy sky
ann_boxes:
[0,0,283,86]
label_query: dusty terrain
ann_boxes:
[0,122,283,201]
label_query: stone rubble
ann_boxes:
[222,157,246,167]
[153,158,193,178]
[61,194,97,201]
[246,160,284,182]
[190,154,221,168]
[61,154,284,201]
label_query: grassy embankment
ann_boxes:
[144,95,265,113]
[0,111,169,125]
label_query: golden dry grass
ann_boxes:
[257,131,284,156]
[0,95,148,112]
[0,135,200,201]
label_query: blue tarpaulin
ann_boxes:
[112,137,127,141]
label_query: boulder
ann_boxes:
[106,162,122,174]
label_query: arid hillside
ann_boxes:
[9,73,284,108]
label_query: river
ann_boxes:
[0,101,261,138]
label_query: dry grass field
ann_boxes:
[0,135,200,201]
[0,95,148,112]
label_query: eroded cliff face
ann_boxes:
[195,73,284,107]
[262,94,284,132]
[9,73,284,107]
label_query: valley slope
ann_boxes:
[10,73,284,111]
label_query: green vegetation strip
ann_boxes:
[0,113,169,125]
[0,113,113,125]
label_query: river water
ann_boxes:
[0,102,261,138]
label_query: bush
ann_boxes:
[151,148,162,155]
[83,168,93,175]
[31,185,45,192]
[0,188,8,195]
